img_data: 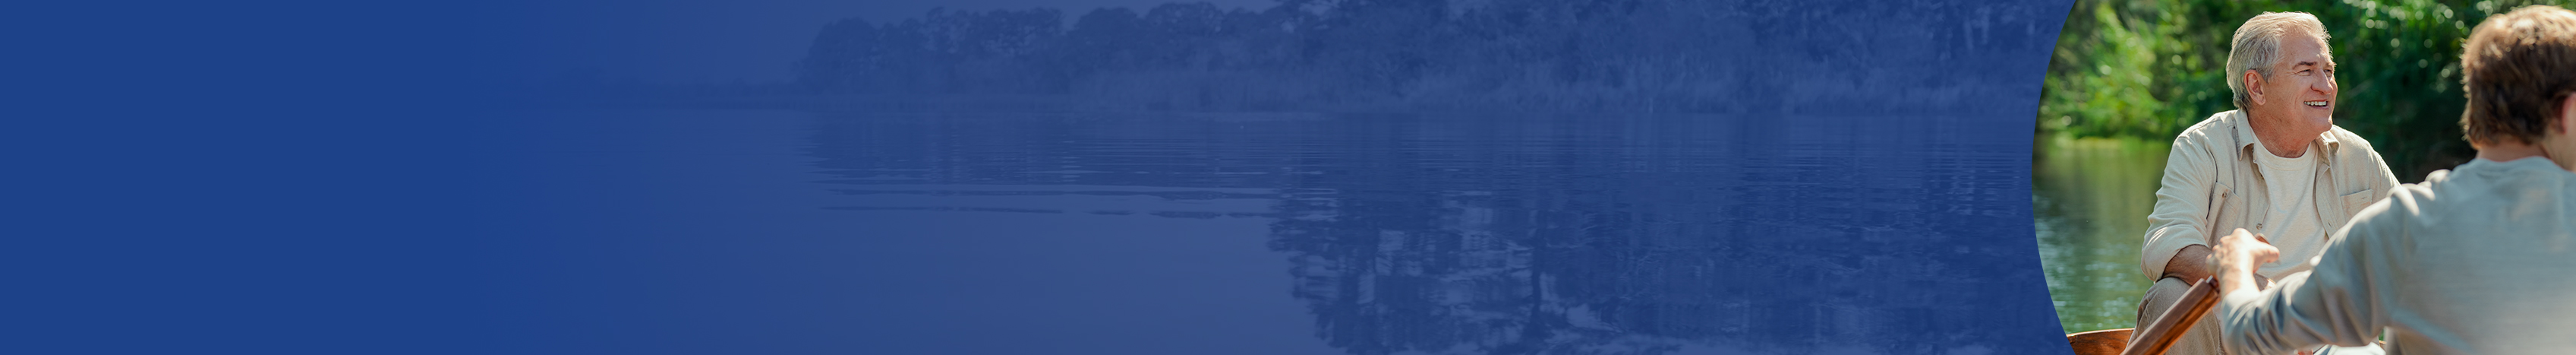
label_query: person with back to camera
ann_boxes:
[2209,5,2576,355]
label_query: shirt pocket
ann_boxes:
[2340,189,2379,216]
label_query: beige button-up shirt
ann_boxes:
[2221,157,2576,354]
[2144,110,2401,281]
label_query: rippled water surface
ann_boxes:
[2031,138,2171,334]
[488,109,2051,354]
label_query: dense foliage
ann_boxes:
[2040,0,2568,180]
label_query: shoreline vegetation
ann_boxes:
[513,1,2060,116]
[2038,0,2564,181]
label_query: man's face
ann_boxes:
[2252,29,2339,136]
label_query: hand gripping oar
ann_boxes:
[2120,277,2221,355]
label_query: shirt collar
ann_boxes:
[2228,109,2341,162]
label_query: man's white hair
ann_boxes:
[2226,12,2332,109]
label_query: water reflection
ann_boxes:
[810,112,2048,353]
[2030,138,2169,333]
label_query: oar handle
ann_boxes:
[2121,277,2221,355]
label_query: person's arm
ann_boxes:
[2144,137,2219,281]
[2213,198,2401,355]
[2163,244,2215,282]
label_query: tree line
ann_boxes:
[2040,0,2573,180]
[795,0,2060,113]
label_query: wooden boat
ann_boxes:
[2067,328,2135,355]
[2065,278,2218,355]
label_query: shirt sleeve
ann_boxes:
[2360,141,2401,203]
[2218,195,2402,355]
[2143,138,2218,280]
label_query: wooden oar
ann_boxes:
[2120,277,2221,355]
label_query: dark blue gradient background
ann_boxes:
[11,1,2076,353]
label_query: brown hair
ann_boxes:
[2461,5,2576,146]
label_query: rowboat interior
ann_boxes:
[2067,328,2133,355]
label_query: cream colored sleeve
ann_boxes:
[2361,142,2400,201]
[2142,138,2216,280]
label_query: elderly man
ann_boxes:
[2211,6,2576,354]
[2138,11,2401,355]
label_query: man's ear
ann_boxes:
[2559,94,2576,135]
[2243,70,2267,106]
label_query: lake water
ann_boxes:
[477,109,2060,354]
[2030,137,2171,334]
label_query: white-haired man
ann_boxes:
[2137,11,2399,355]
[2212,7,2576,354]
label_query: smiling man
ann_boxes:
[2136,11,2399,355]
[2210,8,2576,354]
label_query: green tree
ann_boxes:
[2041,0,2565,181]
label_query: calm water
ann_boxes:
[2031,138,2172,334]
[484,109,2054,354]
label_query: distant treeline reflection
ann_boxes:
[809,113,2047,353]
[746,1,2056,114]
